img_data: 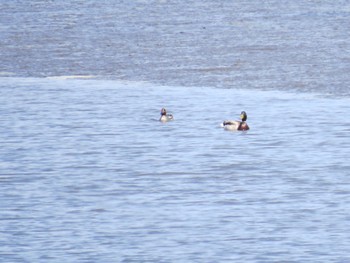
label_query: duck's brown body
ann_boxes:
[223,120,250,131]
[222,111,250,131]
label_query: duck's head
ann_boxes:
[160,108,167,116]
[240,111,247,122]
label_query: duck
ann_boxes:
[159,108,174,122]
[222,111,250,131]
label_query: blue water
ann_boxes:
[1,1,350,262]
[1,77,350,262]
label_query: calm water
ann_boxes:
[1,1,350,262]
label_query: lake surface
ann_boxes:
[1,1,350,262]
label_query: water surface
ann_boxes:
[1,78,350,262]
[1,0,350,262]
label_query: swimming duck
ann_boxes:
[159,108,174,122]
[222,111,250,131]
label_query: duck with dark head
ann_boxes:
[222,111,250,131]
[159,108,174,122]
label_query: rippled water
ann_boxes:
[1,1,350,262]
[1,1,350,95]
[1,77,350,262]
